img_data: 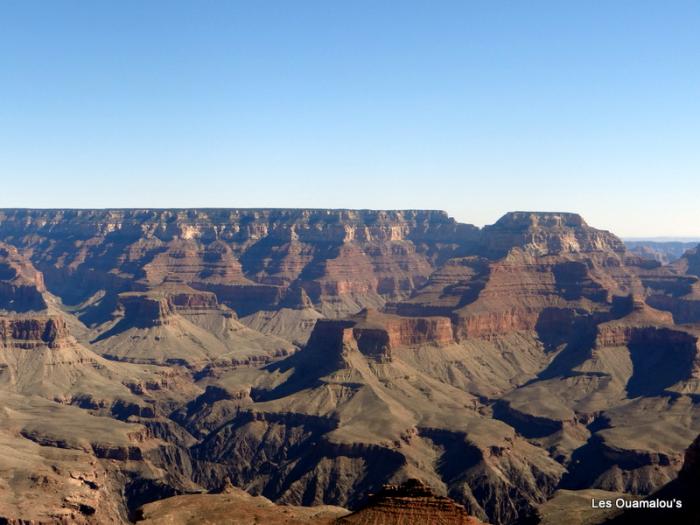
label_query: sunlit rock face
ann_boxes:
[0,208,480,318]
[2,208,700,525]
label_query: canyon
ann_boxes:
[1,208,700,524]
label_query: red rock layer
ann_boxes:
[118,293,174,327]
[0,209,480,318]
[143,239,251,287]
[594,301,677,348]
[0,316,70,349]
[451,251,640,339]
[308,309,454,362]
[338,479,484,525]
[168,290,220,310]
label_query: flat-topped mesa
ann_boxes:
[352,308,454,349]
[0,243,48,312]
[168,289,221,311]
[481,211,626,257]
[118,292,175,328]
[306,309,454,362]
[339,478,484,525]
[0,316,71,349]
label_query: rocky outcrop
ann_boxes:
[116,289,225,326]
[190,411,406,509]
[169,289,220,310]
[4,208,700,525]
[90,286,294,368]
[594,301,676,347]
[389,214,641,341]
[647,293,700,324]
[0,208,481,319]
[603,432,700,524]
[676,244,700,278]
[306,309,454,362]
[450,250,637,340]
[0,242,48,312]
[679,433,700,482]
[643,247,700,322]
[480,212,625,258]
[118,292,175,327]
[338,479,485,524]
[596,323,695,350]
[0,316,71,349]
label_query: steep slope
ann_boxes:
[676,244,700,278]
[602,431,700,524]
[493,300,700,497]
[3,208,700,525]
[0,209,480,320]
[241,305,325,346]
[338,479,484,524]
[1,315,155,407]
[0,248,192,410]
[641,246,700,324]
[178,315,564,524]
[0,242,47,312]
[0,389,201,524]
[403,212,637,335]
[90,287,293,368]
[0,246,206,523]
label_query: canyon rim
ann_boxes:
[1,208,700,524]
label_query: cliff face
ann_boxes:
[0,242,47,312]
[640,245,700,324]
[0,209,479,319]
[339,479,485,524]
[344,309,454,360]
[4,208,700,525]
[0,209,631,331]
[677,245,700,278]
[0,316,71,349]
[481,212,625,258]
[383,212,640,342]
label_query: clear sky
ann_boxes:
[1,1,698,237]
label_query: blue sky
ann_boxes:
[1,1,698,236]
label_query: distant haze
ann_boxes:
[624,237,700,243]
[1,2,698,237]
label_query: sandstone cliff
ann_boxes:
[2,208,700,525]
[0,209,479,322]
[338,479,485,524]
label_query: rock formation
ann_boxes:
[0,242,47,312]
[90,287,293,367]
[338,479,485,524]
[1,208,700,525]
[135,482,349,524]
